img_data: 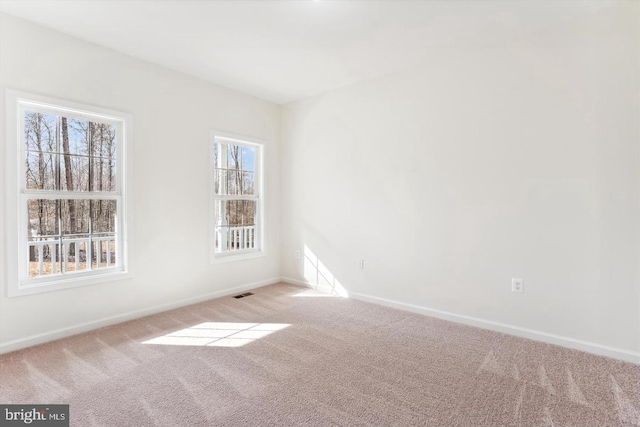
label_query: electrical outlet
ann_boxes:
[357,259,364,270]
[295,250,301,259]
[512,278,524,293]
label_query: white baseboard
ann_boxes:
[280,277,640,365]
[0,277,282,355]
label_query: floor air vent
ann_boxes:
[233,292,254,299]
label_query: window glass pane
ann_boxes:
[28,199,60,278]
[59,118,90,191]
[242,171,255,195]
[60,199,90,235]
[227,146,237,169]
[91,200,116,233]
[225,170,254,196]
[214,170,219,193]
[241,146,254,172]
[24,111,56,152]
[61,237,90,273]
[28,199,59,237]
[60,155,90,191]
[227,169,240,195]
[223,200,244,226]
[214,200,256,252]
[61,118,89,155]
[92,238,116,269]
[26,151,57,190]
[90,122,117,158]
[28,239,61,278]
[92,156,116,191]
[90,122,117,192]
[24,111,58,190]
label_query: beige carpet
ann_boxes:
[1,282,639,426]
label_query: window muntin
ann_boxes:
[6,91,131,296]
[212,136,263,258]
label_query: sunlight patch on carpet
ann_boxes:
[142,322,290,347]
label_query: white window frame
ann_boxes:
[209,131,265,263]
[4,90,133,297]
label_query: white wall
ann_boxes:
[0,13,281,350]
[281,3,640,356]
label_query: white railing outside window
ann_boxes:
[217,225,256,252]
[28,236,117,277]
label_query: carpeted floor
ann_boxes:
[1,282,639,426]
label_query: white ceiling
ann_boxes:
[0,0,612,104]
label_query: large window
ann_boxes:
[4,91,132,297]
[211,133,263,261]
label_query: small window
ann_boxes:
[210,132,264,261]
[4,90,132,297]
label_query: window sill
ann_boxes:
[9,269,132,298]
[210,250,266,264]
